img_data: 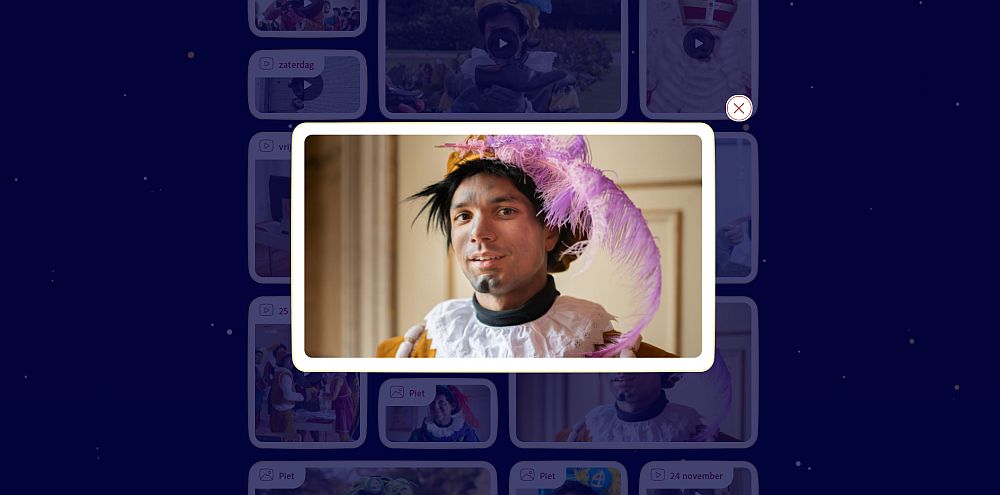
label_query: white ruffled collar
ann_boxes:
[423,295,615,358]
[582,402,703,442]
[422,415,465,438]
[460,48,558,75]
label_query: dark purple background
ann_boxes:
[8,1,993,493]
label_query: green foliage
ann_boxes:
[536,29,614,90]
[385,0,480,50]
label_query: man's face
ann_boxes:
[450,173,557,298]
[275,347,288,362]
[429,394,453,426]
[483,11,527,55]
[607,373,662,404]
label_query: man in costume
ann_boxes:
[443,0,579,113]
[408,385,481,442]
[327,372,359,442]
[716,215,751,277]
[646,0,751,114]
[557,369,735,442]
[267,353,304,440]
[377,135,674,358]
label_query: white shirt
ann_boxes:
[423,295,615,358]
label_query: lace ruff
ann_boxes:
[582,403,703,442]
[421,415,466,439]
[423,296,615,358]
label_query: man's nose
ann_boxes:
[470,217,496,243]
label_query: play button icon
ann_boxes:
[487,27,520,61]
[683,28,715,60]
[289,76,324,101]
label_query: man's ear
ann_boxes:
[544,227,559,253]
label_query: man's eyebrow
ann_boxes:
[450,195,522,210]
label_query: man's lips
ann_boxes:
[468,252,505,261]
[468,254,505,270]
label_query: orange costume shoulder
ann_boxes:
[376,333,437,358]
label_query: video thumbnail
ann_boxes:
[251,461,496,494]
[715,133,757,283]
[642,0,757,119]
[381,0,625,118]
[249,296,365,448]
[640,462,757,495]
[512,298,756,448]
[511,462,625,495]
[249,133,292,283]
[249,50,366,119]
[380,378,497,448]
[250,0,366,37]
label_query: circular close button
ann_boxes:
[726,95,753,121]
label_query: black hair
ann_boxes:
[661,373,681,389]
[277,352,293,368]
[476,3,542,51]
[407,159,575,272]
[272,344,288,358]
[435,385,460,414]
[551,481,599,495]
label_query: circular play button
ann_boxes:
[487,27,520,61]
[683,28,715,60]
[289,76,324,101]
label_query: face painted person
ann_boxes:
[558,369,736,442]
[442,0,579,113]
[408,385,481,442]
[377,135,676,359]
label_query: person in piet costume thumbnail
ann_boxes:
[442,0,579,113]
[408,385,482,442]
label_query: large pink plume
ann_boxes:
[443,135,662,357]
